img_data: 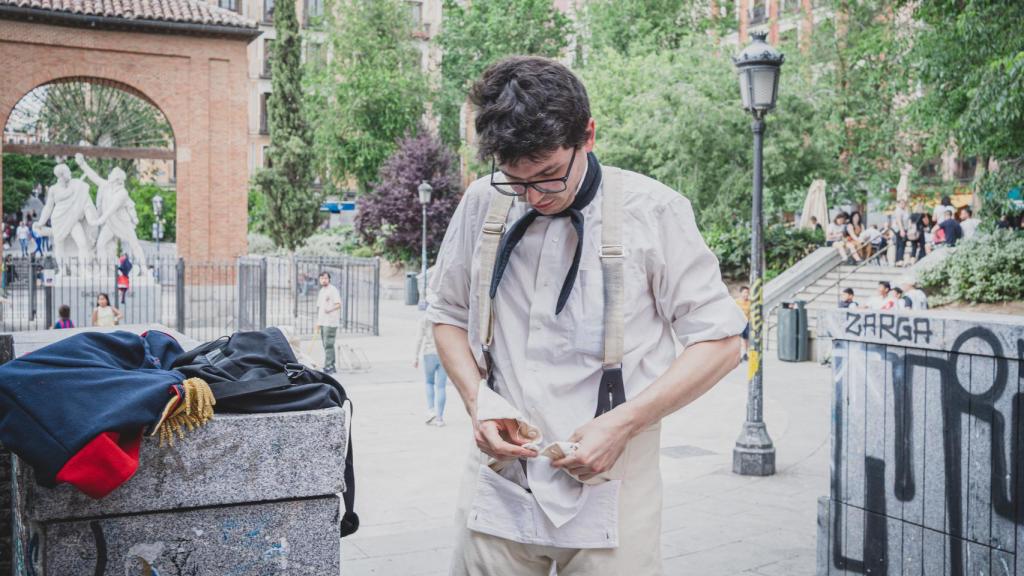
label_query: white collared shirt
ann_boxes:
[427,167,745,544]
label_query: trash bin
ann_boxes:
[405,272,420,306]
[777,300,809,362]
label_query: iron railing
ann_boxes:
[0,254,380,341]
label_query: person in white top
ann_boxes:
[428,56,745,575]
[91,292,123,327]
[958,206,981,239]
[415,304,449,426]
[314,271,342,373]
[16,222,29,258]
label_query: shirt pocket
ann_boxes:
[467,464,537,542]
[571,268,605,356]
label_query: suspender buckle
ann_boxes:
[482,221,506,235]
[599,244,624,258]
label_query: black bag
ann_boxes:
[171,327,359,537]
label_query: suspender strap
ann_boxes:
[477,193,515,387]
[596,168,626,416]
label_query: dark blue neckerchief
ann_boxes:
[489,152,602,315]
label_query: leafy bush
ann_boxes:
[129,181,176,242]
[355,130,461,263]
[705,224,823,282]
[919,230,1024,305]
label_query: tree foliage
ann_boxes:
[581,0,707,56]
[2,153,55,216]
[128,181,177,242]
[580,37,835,230]
[251,0,320,251]
[309,0,426,192]
[907,0,1024,160]
[435,0,572,147]
[355,130,461,262]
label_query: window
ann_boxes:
[259,93,270,135]
[750,0,768,24]
[305,0,323,26]
[217,0,239,13]
[263,0,274,22]
[408,1,423,27]
[263,146,272,168]
[305,41,326,66]
[263,40,274,77]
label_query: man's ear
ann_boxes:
[582,118,597,153]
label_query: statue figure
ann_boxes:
[33,163,96,261]
[75,154,148,273]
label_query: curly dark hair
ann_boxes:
[469,56,591,165]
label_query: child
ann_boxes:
[53,305,74,329]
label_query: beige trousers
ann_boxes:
[450,425,663,576]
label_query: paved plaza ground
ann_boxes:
[305,298,832,575]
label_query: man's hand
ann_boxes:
[413,358,420,368]
[314,325,320,335]
[475,418,538,460]
[551,409,634,481]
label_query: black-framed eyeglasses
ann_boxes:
[490,148,578,197]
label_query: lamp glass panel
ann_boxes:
[738,70,752,109]
[752,68,779,109]
[418,188,432,204]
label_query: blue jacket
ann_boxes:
[0,330,185,488]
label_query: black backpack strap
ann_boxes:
[206,372,291,402]
[339,399,359,537]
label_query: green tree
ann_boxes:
[2,153,55,216]
[309,0,426,192]
[907,0,1024,160]
[820,0,911,209]
[251,0,320,251]
[580,37,836,230]
[435,0,572,147]
[128,181,177,242]
[581,0,705,57]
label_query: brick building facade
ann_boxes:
[0,1,260,261]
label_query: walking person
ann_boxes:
[16,221,29,258]
[314,271,341,374]
[91,293,122,327]
[415,304,448,427]
[428,56,745,576]
[892,199,911,264]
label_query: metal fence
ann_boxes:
[0,255,380,341]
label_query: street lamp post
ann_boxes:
[417,181,433,309]
[152,193,164,282]
[732,32,784,477]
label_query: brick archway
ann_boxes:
[0,15,258,261]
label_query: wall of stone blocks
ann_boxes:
[816,309,1024,575]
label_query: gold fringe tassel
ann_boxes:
[158,377,216,447]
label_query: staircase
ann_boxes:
[766,260,912,358]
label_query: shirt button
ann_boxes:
[552,237,559,243]
[531,324,540,332]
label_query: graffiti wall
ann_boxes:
[817,310,1024,576]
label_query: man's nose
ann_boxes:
[526,187,544,206]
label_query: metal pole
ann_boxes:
[733,115,776,476]
[421,203,428,307]
[175,258,186,333]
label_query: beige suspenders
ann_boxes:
[475,168,625,412]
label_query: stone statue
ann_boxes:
[75,154,148,272]
[33,163,96,261]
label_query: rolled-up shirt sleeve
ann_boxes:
[651,195,747,349]
[426,195,474,330]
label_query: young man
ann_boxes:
[428,56,744,575]
[937,208,964,247]
[874,281,896,310]
[959,206,980,239]
[839,287,858,309]
[314,271,341,373]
